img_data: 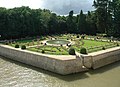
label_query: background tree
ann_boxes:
[66,10,77,33]
[77,10,87,34]
[93,0,111,33]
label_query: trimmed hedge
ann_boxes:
[69,48,75,55]
[102,46,105,50]
[21,45,26,50]
[41,50,45,53]
[80,47,87,54]
[15,44,19,48]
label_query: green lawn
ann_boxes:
[83,40,109,47]
[6,34,119,55]
[27,46,69,55]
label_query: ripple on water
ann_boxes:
[0,56,120,87]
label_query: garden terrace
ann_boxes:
[5,34,120,55]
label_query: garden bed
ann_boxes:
[4,34,120,55]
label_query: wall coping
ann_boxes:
[0,44,76,61]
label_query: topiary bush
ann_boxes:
[81,35,85,39]
[76,35,79,38]
[69,48,75,55]
[21,45,26,50]
[80,47,87,54]
[15,44,19,48]
[5,42,9,45]
[117,43,119,46]
[41,50,45,53]
[102,46,105,50]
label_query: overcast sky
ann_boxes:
[0,0,94,15]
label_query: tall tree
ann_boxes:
[66,10,76,33]
[113,0,120,37]
[86,11,97,35]
[48,13,58,34]
[93,0,111,33]
[77,10,87,34]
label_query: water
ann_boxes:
[0,56,120,87]
[47,40,70,45]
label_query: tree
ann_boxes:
[86,11,97,35]
[48,13,58,34]
[77,10,87,34]
[113,0,120,37]
[93,0,111,33]
[66,10,77,33]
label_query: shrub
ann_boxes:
[69,48,75,55]
[15,44,19,48]
[66,44,69,46]
[76,35,79,38]
[68,44,71,47]
[80,47,87,54]
[21,45,26,50]
[60,44,63,47]
[44,43,47,45]
[117,43,119,46]
[102,46,105,50]
[81,35,85,39]
[41,50,45,53]
[5,42,9,45]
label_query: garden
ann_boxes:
[5,34,120,55]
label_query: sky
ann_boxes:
[0,0,94,15]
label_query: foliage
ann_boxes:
[15,44,19,48]
[80,47,87,54]
[117,43,119,46]
[21,45,26,50]
[0,1,120,40]
[41,50,45,53]
[69,48,75,55]
[102,46,106,50]
[78,10,88,34]
[81,35,85,39]
[76,35,79,38]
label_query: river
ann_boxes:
[0,56,120,87]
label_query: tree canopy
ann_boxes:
[0,0,120,40]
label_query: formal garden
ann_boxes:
[3,34,119,55]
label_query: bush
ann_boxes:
[60,44,63,47]
[76,35,79,38]
[44,43,47,45]
[117,43,119,46]
[5,42,9,45]
[41,50,45,53]
[102,46,105,50]
[67,44,71,47]
[69,48,75,55]
[68,44,71,47]
[80,47,87,54]
[21,45,26,50]
[15,44,19,48]
[81,35,85,39]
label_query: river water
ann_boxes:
[0,56,120,87]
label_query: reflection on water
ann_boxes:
[0,56,120,87]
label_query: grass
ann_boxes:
[6,34,120,55]
[27,46,69,55]
[83,40,109,47]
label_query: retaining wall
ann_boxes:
[0,45,120,75]
[82,47,120,69]
[0,45,87,75]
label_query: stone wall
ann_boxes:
[91,47,120,69]
[82,47,120,69]
[0,45,87,75]
[0,44,120,75]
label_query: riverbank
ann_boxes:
[0,44,120,75]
